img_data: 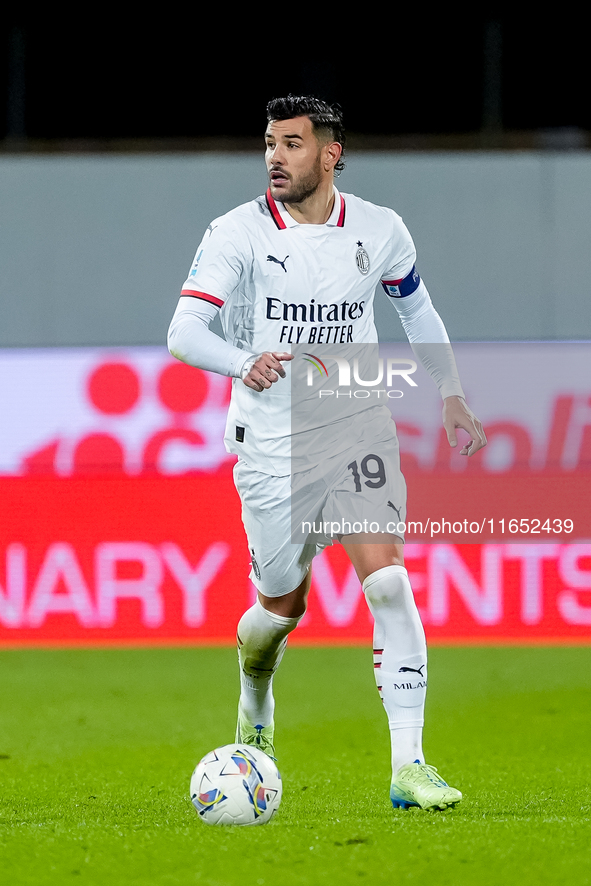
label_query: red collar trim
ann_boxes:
[265,188,346,229]
[336,193,346,227]
[265,189,287,230]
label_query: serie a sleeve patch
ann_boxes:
[381,265,421,298]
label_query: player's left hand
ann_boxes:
[442,396,487,456]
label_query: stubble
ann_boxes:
[271,153,323,205]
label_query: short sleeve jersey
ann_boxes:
[181,187,417,475]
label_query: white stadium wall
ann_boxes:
[0,152,591,346]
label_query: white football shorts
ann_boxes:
[233,425,407,598]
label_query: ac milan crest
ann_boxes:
[355,241,370,275]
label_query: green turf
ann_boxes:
[0,646,589,886]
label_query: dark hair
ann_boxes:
[266,95,346,173]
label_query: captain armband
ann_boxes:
[381,265,421,299]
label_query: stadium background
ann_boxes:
[1,10,590,647]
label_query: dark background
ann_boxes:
[1,10,589,146]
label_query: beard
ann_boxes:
[270,154,323,204]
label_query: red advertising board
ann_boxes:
[1,473,590,646]
[1,344,590,646]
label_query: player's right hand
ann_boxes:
[241,352,293,392]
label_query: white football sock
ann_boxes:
[236,598,302,728]
[363,565,427,776]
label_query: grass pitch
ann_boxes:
[0,646,589,886]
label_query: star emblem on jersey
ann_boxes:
[355,242,370,275]
[267,254,289,273]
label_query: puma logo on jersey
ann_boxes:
[267,254,289,273]
[387,501,401,519]
[398,665,426,677]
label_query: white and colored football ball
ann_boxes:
[190,744,282,826]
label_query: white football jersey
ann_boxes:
[180,187,418,475]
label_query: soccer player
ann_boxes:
[168,96,486,812]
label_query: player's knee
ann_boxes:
[362,564,411,610]
[259,593,307,620]
[258,570,310,619]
